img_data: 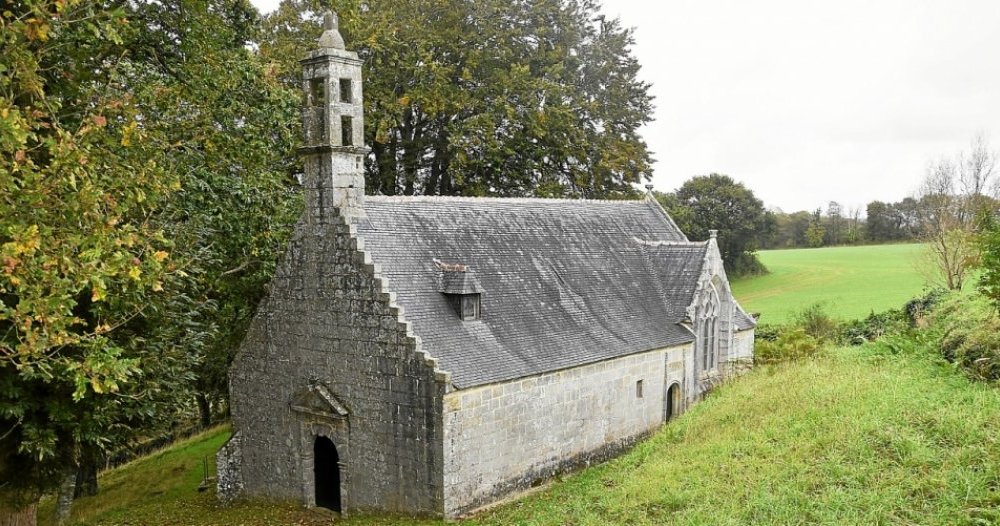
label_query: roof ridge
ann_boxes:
[631,237,709,248]
[365,195,648,205]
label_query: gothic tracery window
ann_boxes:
[700,285,720,371]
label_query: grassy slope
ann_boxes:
[39,428,335,526]
[49,346,1000,526]
[732,244,927,324]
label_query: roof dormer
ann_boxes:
[435,259,482,321]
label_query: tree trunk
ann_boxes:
[54,467,77,525]
[74,450,99,498]
[196,393,212,429]
[0,495,37,526]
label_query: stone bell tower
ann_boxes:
[300,10,367,224]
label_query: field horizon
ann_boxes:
[732,243,928,324]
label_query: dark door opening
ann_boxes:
[666,383,681,421]
[314,436,341,512]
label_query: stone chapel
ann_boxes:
[217,11,755,519]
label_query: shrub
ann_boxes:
[838,290,945,346]
[753,324,781,343]
[840,309,909,345]
[904,288,945,325]
[794,303,839,342]
[978,210,1000,313]
[730,252,769,278]
[932,293,1000,382]
[754,327,821,364]
[866,332,930,357]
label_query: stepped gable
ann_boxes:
[354,195,707,388]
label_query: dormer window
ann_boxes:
[460,294,480,321]
[435,259,483,321]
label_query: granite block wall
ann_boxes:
[441,344,690,517]
[732,329,754,361]
[221,212,448,516]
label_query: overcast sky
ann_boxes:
[251,0,1000,212]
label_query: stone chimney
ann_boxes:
[299,10,368,224]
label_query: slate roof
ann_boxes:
[641,241,756,331]
[734,308,756,331]
[354,195,731,388]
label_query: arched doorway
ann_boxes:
[313,436,341,512]
[665,383,682,421]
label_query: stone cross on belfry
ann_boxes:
[317,10,346,49]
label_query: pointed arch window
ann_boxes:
[699,285,721,371]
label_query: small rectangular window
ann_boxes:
[341,116,353,146]
[309,78,325,106]
[339,78,352,103]
[461,295,480,321]
[636,379,644,398]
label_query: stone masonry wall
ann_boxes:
[442,344,690,517]
[226,213,448,516]
[732,329,754,361]
[726,328,755,376]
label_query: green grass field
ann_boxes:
[732,243,928,324]
[44,344,1000,526]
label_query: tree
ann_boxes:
[845,206,863,244]
[1,2,301,523]
[916,134,998,290]
[124,0,301,429]
[979,211,1000,313]
[259,0,655,199]
[763,210,812,249]
[825,201,843,245]
[1,2,178,522]
[657,174,772,276]
[866,200,897,242]
[805,209,826,248]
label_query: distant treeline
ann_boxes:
[761,196,986,249]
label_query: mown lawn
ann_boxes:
[732,243,928,324]
[45,344,1000,526]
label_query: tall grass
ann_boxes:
[48,341,1000,526]
[468,345,1000,526]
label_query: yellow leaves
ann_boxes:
[69,347,137,400]
[121,121,137,147]
[91,287,106,302]
[128,266,142,281]
[25,18,51,42]
[152,281,163,292]
[3,225,41,257]
[153,250,169,262]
